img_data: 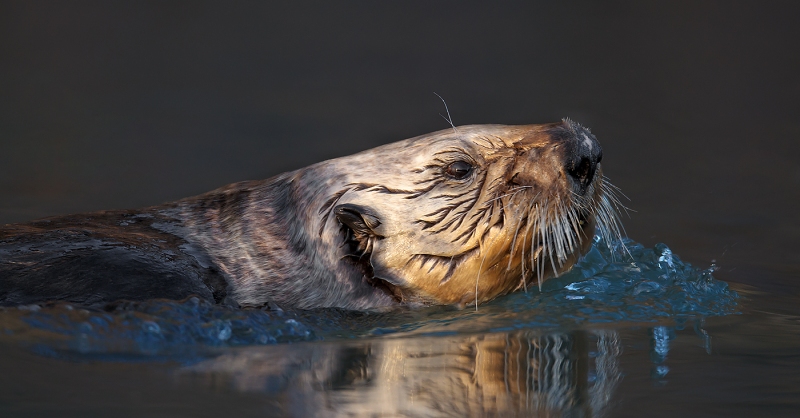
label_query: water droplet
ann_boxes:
[142,321,160,334]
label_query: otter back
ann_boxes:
[0,210,229,307]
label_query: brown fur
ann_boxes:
[0,120,619,310]
[176,120,613,309]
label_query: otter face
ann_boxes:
[320,120,624,308]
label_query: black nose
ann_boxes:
[562,120,602,193]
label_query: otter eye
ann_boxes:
[445,160,473,179]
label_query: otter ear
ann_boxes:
[334,204,382,235]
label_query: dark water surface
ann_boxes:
[1,1,799,417]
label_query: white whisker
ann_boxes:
[475,240,487,311]
[433,92,458,134]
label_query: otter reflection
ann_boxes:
[187,330,621,417]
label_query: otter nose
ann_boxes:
[564,122,602,193]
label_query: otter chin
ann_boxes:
[0,120,624,310]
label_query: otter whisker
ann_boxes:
[536,202,546,290]
[593,192,632,260]
[519,211,532,290]
[600,183,626,206]
[504,190,538,271]
[598,195,624,240]
[519,193,541,281]
[433,92,458,134]
[600,180,633,217]
[544,199,561,276]
[550,203,561,265]
[507,206,525,272]
[565,205,582,245]
[529,205,540,291]
[520,203,538,293]
[569,208,580,247]
[368,239,377,274]
[600,175,629,197]
[553,198,568,266]
[475,240,487,311]
[561,201,573,262]
[595,203,614,244]
[486,186,534,204]
[561,209,576,259]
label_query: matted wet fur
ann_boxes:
[0,120,625,309]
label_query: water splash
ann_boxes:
[2,297,317,361]
[527,237,739,321]
[359,236,739,336]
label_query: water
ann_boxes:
[0,238,737,356]
[0,238,754,417]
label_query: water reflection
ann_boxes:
[187,330,622,417]
[647,319,712,385]
[650,326,673,382]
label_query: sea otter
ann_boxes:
[0,120,623,310]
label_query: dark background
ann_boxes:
[1,1,798,293]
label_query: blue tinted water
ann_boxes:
[0,237,738,363]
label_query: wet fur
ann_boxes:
[0,121,624,309]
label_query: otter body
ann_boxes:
[0,209,229,307]
[0,121,622,309]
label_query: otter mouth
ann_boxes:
[530,215,588,256]
[503,193,601,284]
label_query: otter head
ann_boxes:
[318,119,623,308]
